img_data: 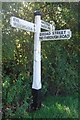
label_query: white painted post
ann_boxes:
[32,11,42,90]
[31,11,42,111]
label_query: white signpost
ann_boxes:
[40,29,71,41]
[10,16,35,32]
[41,20,55,31]
[10,11,72,111]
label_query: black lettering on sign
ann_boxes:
[40,36,43,39]
[53,35,59,39]
[13,22,33,31]
[61,31,63,34]
[66,34,70,38]
[13,17,19,22]
[60,34,67,38]
[13,22,19,27]
[64,31,66,34]
[55,35,59,38]
[41,24,50,29]
[55,31,62,35]
[52,32,55,35]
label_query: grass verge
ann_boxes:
[28,95,78,119]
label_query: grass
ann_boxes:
[4,95,78,119]
[28,95,78,119]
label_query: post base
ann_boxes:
[28,89,42,112]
